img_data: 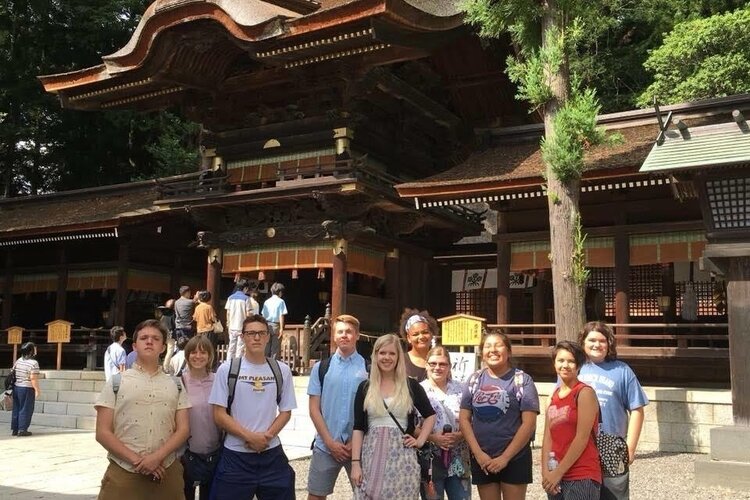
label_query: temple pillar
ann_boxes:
[614,230,630,339]
[115,241,129,326]
[330,239,347,351]
[496,213,510,325]
[206,248,222,311]
[385,249,400,329]
[2,250,13,329]
[695,256,750,490]
[55,247,68,319]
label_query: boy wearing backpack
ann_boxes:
[209,314,297,500]
[94,319,191,500]
[306,314,369,500]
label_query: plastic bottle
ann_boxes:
[547,451,559,471]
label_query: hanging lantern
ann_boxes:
[258,270,266,281]
[317,268,326,280]
[291,269,299,280]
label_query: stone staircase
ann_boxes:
[0,369,103,430]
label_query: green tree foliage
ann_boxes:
[570,0,747,111]
[0,0,199,197]
[638,6,750,106]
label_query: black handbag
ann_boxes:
[4,366,16,392]
[596,432,629,476]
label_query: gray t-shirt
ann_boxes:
[460,369,540,457]
[174,297,195,329]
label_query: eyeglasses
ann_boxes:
[242,330,269,338]
[427,361,450,369]
[410,329,431,338]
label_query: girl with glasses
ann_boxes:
[419,346,471,499]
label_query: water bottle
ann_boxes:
[547,451,559,471]
[441,424,452,468]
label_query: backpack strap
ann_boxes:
[171,375,183,393]
[317,356,331,390]
[226,356,242,417]
[266,357,283,406]
[176,359,187,377]
[513,368,525,402]
[468,367,486,396]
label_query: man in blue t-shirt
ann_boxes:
[306,314,369,499]
[262,282,288,359]
[579,322,649,500]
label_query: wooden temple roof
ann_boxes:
[0,181,168,241]
[395,94,750,203]
[38,0,463,111]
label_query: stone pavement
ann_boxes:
[0,376,316,500]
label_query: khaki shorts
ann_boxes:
[98,459,184,500]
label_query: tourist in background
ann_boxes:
[159,299,177,364]
[11,342,41,437]
[225,279,255,359]
[193,290,218,356]
[262,282,288,359]
[578,322,648,500]
[459,332,539,500]
[104,326,127,381]
[351,333,436,499]
[181,336,221,500]
[542,341,601,499]
[400,308,437,381]
[419,346,471,499]
[174,285,196,343]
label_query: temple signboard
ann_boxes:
[439,314,484,346]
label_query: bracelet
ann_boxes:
[351,459,361,462]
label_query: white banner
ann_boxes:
[450,352,478,383]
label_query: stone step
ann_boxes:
[0,410,94,430]
[41,370,105,381]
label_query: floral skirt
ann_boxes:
[355,426,420,500]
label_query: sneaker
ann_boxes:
[11,430,17,436]
[17,431,32,437]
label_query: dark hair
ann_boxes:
[133,319,168,343]
[242,314,268,330]
[236,278,250,292]
[184,335,215,372]
[398,308,437,342]
[480,331,512,353]
[553,340,587,368]
[110,326,126,343]
[578,321,618,361]
[198,290,211,302]
[20,342,36,358]
[270,282,285,295]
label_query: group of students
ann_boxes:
[89,306,646,500]
[306,313,647,500]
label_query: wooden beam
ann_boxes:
[728,256,750,424]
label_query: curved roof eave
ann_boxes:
[39,0,464,95]
[40,0,298,93]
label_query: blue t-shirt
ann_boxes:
[578,360,648,438]
[460,369,539,457]
[262,295,288,323]
[307,350,369,453]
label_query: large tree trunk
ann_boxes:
[542,1,586,342]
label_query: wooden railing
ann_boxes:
[156,171,229,200]
[484,323,729,359]
[1,327,110,369]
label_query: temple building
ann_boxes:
[0,0,733,382]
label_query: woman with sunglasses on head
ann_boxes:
[400,309,437,381]
[351,334,436,499]
[459,332,539,500]
[180,336,221,500]
[541,341,601,499]
[419,346,471,499]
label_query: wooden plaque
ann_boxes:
[439,314,485,346]
[46,320,73,343]
[7,326,23,345]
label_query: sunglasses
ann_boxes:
[427,361,450,369]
